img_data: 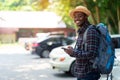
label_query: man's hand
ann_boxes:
[62,46,74,55]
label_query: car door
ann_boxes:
[47,37,62,50]
[111,37,120,80]
[61,37,74,46]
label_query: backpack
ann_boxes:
[83,23,115,75]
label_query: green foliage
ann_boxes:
[31,0,50,11]
[46,0,83,28]
[0,0,32,11]
[83,0,120,34]
[0,0,50,11]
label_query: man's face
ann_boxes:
[73,12,87,27]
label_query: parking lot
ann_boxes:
[0,45,75,80]
[0,44,120,80]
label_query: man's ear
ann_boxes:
[83,13,87,19]
[85,15,88,20]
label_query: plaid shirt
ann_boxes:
[70,23,100,78]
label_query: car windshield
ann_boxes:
[36,36,49,43]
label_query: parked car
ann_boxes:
[49,42,76,76]
[31,35,75,58]
[49,34,120,79]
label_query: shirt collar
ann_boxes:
[77,22,91,34]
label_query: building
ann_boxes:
[0,11,75,43]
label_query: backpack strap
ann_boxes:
[82,27,89,51]
[83,25,100,68]
[82,25,95,51]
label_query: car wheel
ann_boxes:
[70,61,76,77]
[40,50,50,58]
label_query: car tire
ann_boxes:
[70,61,76,77]
[40,50,50,58]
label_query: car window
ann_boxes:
[61,37,74,45]
[112,37,120,49]
[47,37,61,44]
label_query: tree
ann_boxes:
[0,0,33,11]
[0,0,120,34]
[46,0,84,29]
[83,0,120,34]
[31,0,50,11]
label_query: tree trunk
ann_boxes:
[95,6,100,23]
[83,0,97,24]
[117,6,120,34]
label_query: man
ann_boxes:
[63,6,101,80]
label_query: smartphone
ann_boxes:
[61,47,67,50]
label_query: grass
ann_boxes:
[0,42,20,47]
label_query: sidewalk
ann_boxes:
[0,44,29,54]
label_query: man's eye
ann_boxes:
[75,15,80,17]
[78,15,82,17]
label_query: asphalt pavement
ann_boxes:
[0,44,75,80]
[0,44,119,80]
